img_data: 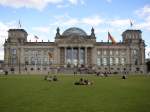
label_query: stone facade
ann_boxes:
[4,27,146,74]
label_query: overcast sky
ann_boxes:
[0,0,150,60]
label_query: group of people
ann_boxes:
[44,75,58,82]
[96,71,127,79]
[96,72,108,77]
[74,78,93,85]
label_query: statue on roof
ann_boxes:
[91,27,95,38]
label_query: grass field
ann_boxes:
[0,74,150,112]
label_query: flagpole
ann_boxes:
[107,31,110,74]
[18,20,22,29]
[34,51,37,73]
[130,19,133,29]
[108,40,110,74]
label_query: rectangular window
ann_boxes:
[121,58,126,65]
[97,58,101,66]
[25,50,28,56]
[37,58,41,65]
[43,58,48,65]
[133,49,137,56]
[31,57,35,65]
[103,57,107,66]
[103,50,107,55]
[12,58,16,64]
[115,58,119,65]
[110,57,113,65]
[25,57,29,65]
[115,50,119,55]
[110,50,113,55]
[11,49,16,55]
[37,50,41,56]
[44,51,47,55]
[121,50,125,56]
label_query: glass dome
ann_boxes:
[62,27,87,37]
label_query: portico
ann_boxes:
[59,46,92,67]
[55,27,95,67]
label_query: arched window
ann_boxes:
[97,50,101,56]
[103,50,107,55]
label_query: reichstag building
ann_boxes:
[4,27,146,74]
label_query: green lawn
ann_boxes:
[0,74,150,112]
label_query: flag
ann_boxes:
[34,35,39,39]
[130,20,133,27]
[48,52,53,58]
[108,32,116,44]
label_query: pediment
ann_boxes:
[64,35,87,44]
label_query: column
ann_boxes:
[20,47,24,64]
[4,47,9,66]
[71,47,73,64]
[85,47,87,65]
[64,47,67,64]
[8,48,11,67]
[18,48,21,74]
[78,47,80,65]
[141,48,145,65]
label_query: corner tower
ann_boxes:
[7,29,28,43]
[122,30,146,73]
[4,29,28,73]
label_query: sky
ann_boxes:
[0,0,150,60]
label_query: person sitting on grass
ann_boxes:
[84,79,88,85]
[122,75,126,79]
[44,75,48,80]
[5,71,8,75]
[47,76,53,82]
[104,72,108,77]
[74,78,93,85]
[80,78,85,85]
[74,78,84,85]
[53,75,58,81]
[87,80,93,85]
[96,72,100,76]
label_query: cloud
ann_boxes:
[68,0,78,5]
[0,21,17,38]
[31,14,105,42]
[135,5,150,31]
[145,47,150,58]
[82,16,104,26]
[0,21,17,60]
[56,4,70,8]
[0,0,86,10]
[32,26,50,33]
[109,19,130,27]
[106,0,112,3]
[52,14,104,27]
[135,22,150,31]
[31,25,57,42]
[0,0,63,10]
[135,5,150,17]
[68,0,85,5]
